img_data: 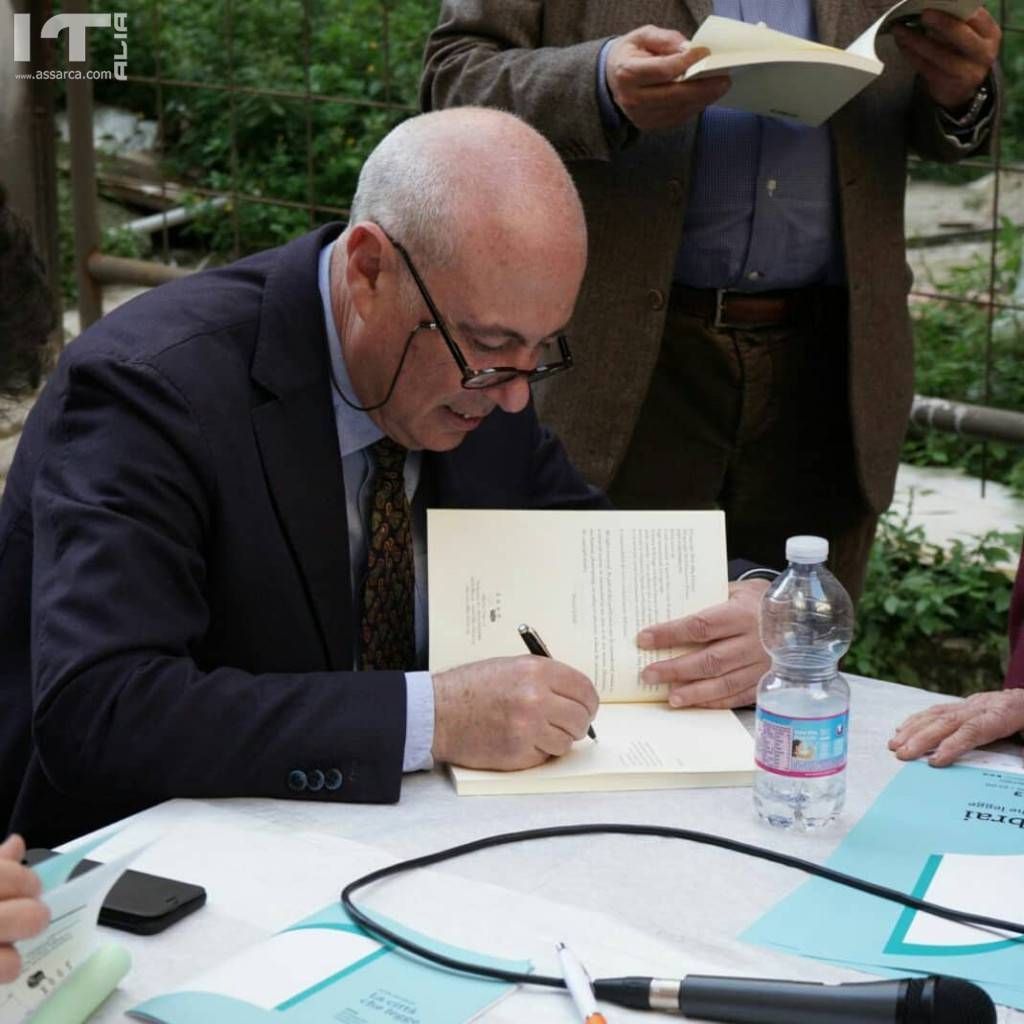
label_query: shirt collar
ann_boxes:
[319,240,384,458]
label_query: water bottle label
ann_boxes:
[754,708,849,778]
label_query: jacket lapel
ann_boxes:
[250,224,354,670]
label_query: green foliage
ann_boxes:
[998,7,1024,165]
[903,218,1024,493]
[910,1,1022,179]
[57,173,151,303]
[90,0,438,255]
[847,499,1017,695]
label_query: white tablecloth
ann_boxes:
[82,675,1022,1022]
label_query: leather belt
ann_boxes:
[673,285,825,330]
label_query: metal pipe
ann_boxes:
[910,395,1024,446]
[87,253,192,287]
[64,0,102,328]
[124,197,228,236]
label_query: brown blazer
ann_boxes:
[422,1,996,513]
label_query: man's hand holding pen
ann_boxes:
[519,625,597,741]
[431,656,598,771]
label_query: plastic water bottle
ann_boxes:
[753,536,854,831]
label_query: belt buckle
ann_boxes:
[712,288,731,330]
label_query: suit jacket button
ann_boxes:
[647,288,665,311]
[287,769,308,792]
[307,769,325,792]
[324,768,343,791]
[667,178,684,204]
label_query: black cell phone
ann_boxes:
[24,848,206,935]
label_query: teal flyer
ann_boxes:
[744,762,1024,1008]
[131,902,529,1024]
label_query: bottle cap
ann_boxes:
[786,535,829,564]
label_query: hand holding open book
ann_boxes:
[683,0,992,126]
[427,510,758,795]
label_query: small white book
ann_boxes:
[684,0,980,126]
[427,509,754,796]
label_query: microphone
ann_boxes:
[591,973,995,1023]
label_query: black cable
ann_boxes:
[340,822,1024,993]
[328,320,427,412]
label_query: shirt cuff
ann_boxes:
[402,671,435,772]
[597,37,627,137]
[936,77,996,151]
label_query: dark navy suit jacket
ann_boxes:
[0,224,608,846]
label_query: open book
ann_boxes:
[684,0,980,126]
[427,509,754,796]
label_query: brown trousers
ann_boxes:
[607,285,878,604]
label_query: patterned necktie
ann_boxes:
[360,437,415,671]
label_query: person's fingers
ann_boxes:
[930,705,1022,763]
[919,8,999,61]
[892,714,965,761]
[0,861,41,901]
[928,728,985,767]
[534,720,579,758]
[0,898,50,944]
[627,24,690,55]
[642,634,753,686]
[888,702,959,749]
[671,75,732,104]
[0,945,23,984]
[891,19,992,106]
[544,661,600,719]
[614,48,695,87]
[892,26,975,77]
[638,598,751,650]
[964,6,1002,42]
[0,835,25,862]
[546,690,596,742]
[667,666,761,709]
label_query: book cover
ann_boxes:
[685,0,981,125]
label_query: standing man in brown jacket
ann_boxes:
[421,2,1001,600]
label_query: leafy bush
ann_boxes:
[57,173,151,303]
[847,499,1017,695]
[903,219,1024,493]
[90,0,438,255]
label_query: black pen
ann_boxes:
[517,623,597,741]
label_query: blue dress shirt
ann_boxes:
[318,241,434,772]
[598,0,844,291]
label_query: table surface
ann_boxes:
[82,675,1022,1023]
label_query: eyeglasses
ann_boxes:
[387,235,574,391]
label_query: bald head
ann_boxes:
[348,108,586,271]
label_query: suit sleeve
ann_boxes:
[522,407,611,510]
[30,355,405,807]
[906,67,1002,163]
[420,0,627,160]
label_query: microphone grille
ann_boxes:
[905,976,996,1024]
